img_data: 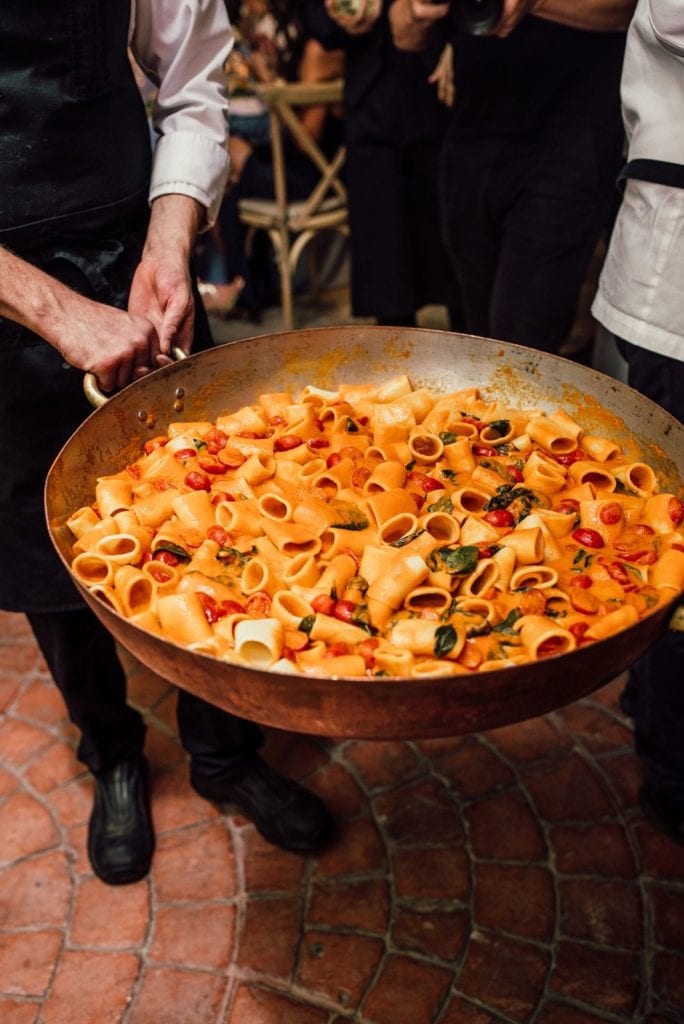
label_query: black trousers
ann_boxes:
[617,339,684,811]
[439,125,623,353]
[28,607,263,777]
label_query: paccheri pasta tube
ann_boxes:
[66,376,684,677]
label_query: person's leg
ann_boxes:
[344,134,419,322]
[27,606,154,882]
[615,338,684,841]
[490,127,623,353]
[440,132,509,339]
[177,689,332,852]
[27,608,145,773]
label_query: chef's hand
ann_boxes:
[56,302,164,393]
[0,243,162,393]
[129,194,204,366]
[390,0,449,52]
[324,0,382,35]
[490,0,539,38]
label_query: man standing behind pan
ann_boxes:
[389,0,636,354]
[592,0,684,845]
[0,0,331,886]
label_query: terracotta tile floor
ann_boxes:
[2,608,683,1024]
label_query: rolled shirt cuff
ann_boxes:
[149,131,229,230]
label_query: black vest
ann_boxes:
[0,0,152,248]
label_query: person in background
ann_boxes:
[201,1,345,321]
[302,0,459,329]
[591,0,684,844]
[389,0,635,354]
[0,0,332,887]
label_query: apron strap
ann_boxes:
[618,158,684,193]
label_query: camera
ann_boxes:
[449,0,504,35]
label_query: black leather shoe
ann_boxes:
[87,757,155,884]
[639,783,684,847]
[191,757,333,853]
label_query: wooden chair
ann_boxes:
[237,78,348,330]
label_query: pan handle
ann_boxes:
[83,347,189,408]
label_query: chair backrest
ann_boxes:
[253,78,347,229]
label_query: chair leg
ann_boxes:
[307,236,321,301]
[278,228,294,331]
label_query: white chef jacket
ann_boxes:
[129,0,233,228]
[591,0,684,362]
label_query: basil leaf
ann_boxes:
[439,431,458,445]
[389,528,425,548]
[217,546,252,567]
[330,507,370,531]
[434,624,457,657]
[487,419,510,438]
[192,438,208,451]
[492,609,521,634]
[344,417,359,432]
[299,615,315,634]
[153,541,191,561]
[427,492,454,514]
[426,545,479,576]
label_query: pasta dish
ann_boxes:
[65,376,684,678]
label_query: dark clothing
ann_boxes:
[0,0,151,249]
[616,339,684,814]
[303,1,453,321]
[447,15,624,137]
[439,15,626,352]
[440,125,623,351]
[0,0,262,775]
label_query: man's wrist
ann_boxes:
[144,194,203,263]
[389,0,445,52]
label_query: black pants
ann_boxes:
[440,125,623,353]
[28,607,263,777]
[617,339,684,811]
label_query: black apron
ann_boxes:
[1,1,154,612]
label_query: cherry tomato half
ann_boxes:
[408,471,445,493]
[312,593,335,616]
[274,434,303,452]
[198,457,227,475]
[184,471,211,492]
[669,497,684,526]
[554,449,586,466]
[571,528,604,549]
[154,550,179,567]
[174,448,197,462]
[484,508,515,529]
[143,435,169,455]
[207,525,230,546]
[599,502,622,525]
[332,599,358,623]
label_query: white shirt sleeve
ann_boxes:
[648,0,684,60]
[130,0,233,228]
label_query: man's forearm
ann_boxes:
[143,194,204,264]
[0,245,77,345]
[534,0,636,33]
[389,0,636,51]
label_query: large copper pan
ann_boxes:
[46,327,683,739]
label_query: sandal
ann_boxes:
[198,276,246,318]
